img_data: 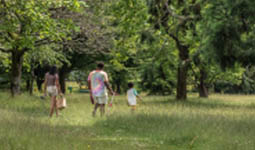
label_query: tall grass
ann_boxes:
[1,92,255,150]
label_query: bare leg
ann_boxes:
[131,106,136,113]
[93,103,100,117]
[54,97,58,117]
[49,96,56,117]
[100,104,105,117]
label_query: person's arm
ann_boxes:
[88,80,94,104]
[134,89,142,101]
[103,72,114,95]
[104,81,114,95]
[88,72,92,93]
[88,79,93,97]
[88,72,94,104]
[137,95,143,101]
[126,93,130,106]
[88,80,91,90]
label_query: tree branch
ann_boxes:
[0,47,11,53]
[34,38,54,47]
[168,33,179,43]
[164,1,195,22]
[190,64,200,88]
[49,7,67,12]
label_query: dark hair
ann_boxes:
[97,62,104,69]
[49,66,57,75]
[128,82,134,88]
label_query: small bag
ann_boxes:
[57,96,67,110]
[108,93,115,107]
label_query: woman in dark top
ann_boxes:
[44,66,62,117]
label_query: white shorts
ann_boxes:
[47,86,58,97]
[93,96,108,104]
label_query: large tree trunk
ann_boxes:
[36,79,44,91]
[176,65,188,100]
[10,51,24,96]
[176,45,189,100]
[198,69,208,98]
[26,80,30,91]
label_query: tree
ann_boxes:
[138,32,177,95]
[56,0,113,93]
[103,0,152,93]
[23,46,66,95]
[0,0,83,96]
[196,0,255,96]
[148,0,202,100]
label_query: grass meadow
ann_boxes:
[1,91,255,150]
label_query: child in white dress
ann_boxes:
[127,82,142,111]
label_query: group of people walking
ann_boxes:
[44,62,142,117]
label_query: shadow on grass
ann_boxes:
[0,112,199,150]
[91,111,255,149]
[92,113,205,148]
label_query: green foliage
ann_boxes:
[0,0,87,94]
[102,0,152,93]
[200,0,255,68]
[105,0,180,95]
[0,0,83,51]
[213,66,244,93]
[0,0,86,67]
[211,65,255,94]
[1,0,255,96]
[138,33,178,95]
[23,45,67,72]
[140,61,176,95]
[0,52,10,72]
[108,0,151,70]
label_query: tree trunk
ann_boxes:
[59,62,72,94]
[116,82,121,94]
[36,79,44,91]
[10,51,23,96]
[199,69,208,98]
[176,65,188,100]
[59,71,66,94]
[29,69,35,95]
[26,80,30,91]
[176,45,189,100]
[59,66,69,94]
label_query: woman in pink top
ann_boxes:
[44,66,62,117]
